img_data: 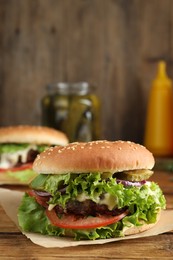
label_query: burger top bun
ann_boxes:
[0,125,68,146]
[33,140,155,174]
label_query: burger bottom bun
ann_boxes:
[123,211,160,236]
[63,210,161,239]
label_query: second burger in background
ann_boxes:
[0,125,68,185]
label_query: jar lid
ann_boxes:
[47,82,95,95]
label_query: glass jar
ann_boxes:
[41,82,101,142]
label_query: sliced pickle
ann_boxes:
[101,172,113,180]
[116,169,154,181]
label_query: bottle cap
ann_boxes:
[152,61,172,89]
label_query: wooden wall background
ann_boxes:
[0,0,173,144]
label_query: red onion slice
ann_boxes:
[34,190,51,197]
[116,179,146,187]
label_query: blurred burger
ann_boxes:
[18,140,166,240]
[0,125,68,185]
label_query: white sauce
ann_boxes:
[48,204,56,211]
[0,144,37,169]
[76,192,117,210]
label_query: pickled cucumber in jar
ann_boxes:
[41,82,101,142]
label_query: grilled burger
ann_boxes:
[0,125,68,184]
[18,140,166,240]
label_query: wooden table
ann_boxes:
[0,171,173,259]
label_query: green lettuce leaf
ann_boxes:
[0,143,48,154]
[17,193,128,240]
[0,144,29,153]
[37,145,49,153]
[30,173,166,213]
[17,173,166,240]
[8,169,37,183]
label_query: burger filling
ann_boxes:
[18,171,166,240]
[0,144,47,182]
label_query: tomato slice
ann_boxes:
[27,190,49,208]
[0,163,33,173]
[46,208,129,229]
[28,189,129,229]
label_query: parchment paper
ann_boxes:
[0,188,173,248]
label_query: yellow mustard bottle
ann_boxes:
[144,61,173,157]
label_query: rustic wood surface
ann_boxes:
[0,170,173,259]
[1,0,173,143]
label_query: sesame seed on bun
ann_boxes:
[33,140,155,174]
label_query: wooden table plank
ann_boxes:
[0,233,173,259]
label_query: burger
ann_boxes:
[0,125,68,185]
[18,140,166,240]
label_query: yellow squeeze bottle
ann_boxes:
[144,61,173,157]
